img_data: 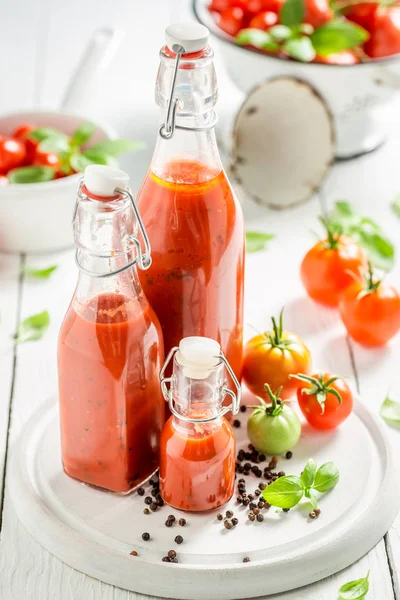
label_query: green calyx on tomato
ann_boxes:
[357,261,382,299]
[320,217,342,250]
[266,308,294,350]
[247,383,302,455]
[290,373,342,414]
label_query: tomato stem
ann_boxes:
[289,373,342,415]
[357,261,382,298]
[267,308,293,350]
[319,217,341,250]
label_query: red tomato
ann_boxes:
[314,50,359,65]
[364,7,400,58]
[13,123,38,164]
[209,0,247,11]
[294,373,353,430]
[246,0,284,14]
[339,270,400,346]
[345,3,377,31]
[304,0,333,28]
[249,10,278,29]
[218,6,245,35]
[300,231,367,307]
[0,137,27,175]
[33,149,60,170]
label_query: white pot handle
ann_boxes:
[61,28,124,113]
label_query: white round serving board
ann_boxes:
[9,394,400,600]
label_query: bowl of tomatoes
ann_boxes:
[0,111,142,253]
[193,0,400,158]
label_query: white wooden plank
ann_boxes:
[0,254,20,522]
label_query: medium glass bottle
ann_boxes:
[137,23,245,383]
[159,336,241,512]
[58,165,165,494]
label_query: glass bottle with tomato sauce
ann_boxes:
[159,336,241,512]
[136,24,245,385]
[58,165,165,494]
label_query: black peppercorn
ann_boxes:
[309,511,316,519]
[175,535,183,544]
[314,508,321,517]
[286,451,293,459]
[144,496,152,505]
[137,487,145,496]
[258,501,265,509]
[243,557,250,563]
[249,502,257,510]
[253,507,260,516]
[217,513,223,521]
[242,498,250,506]
[258,482,266,490]
[178,518,186,526]
[224,519,233,530]
[142,532,150,541]
[278,471,285,477]
[256,513,264,522]
[226,510,234,518]
[168,515,176,522]
[283,508,290,513]
[232,517,239,526]
[143,508,150,515]
[248,513,255,522]
[162,556,170,562]
[168,549,177,559]
[233,419,241,428]
[258,454,266,462]
[150,503,158,512]
[240,405,247,413]
[244,462,251,470]
[238,478,245,484]
[254,489,261,497]
[165,520,173,527]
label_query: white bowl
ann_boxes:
[0,111,116,253]
[194,0,400,158]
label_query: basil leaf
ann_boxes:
[71,122,96,146]
[246,231,275,252]
[300,458,317,489]
[29,127,69,143]
[283,37,316,62]
[236,28,279,50]
[8,166,56,184]
[298,23,314,35]
[280,0,304,27]
[313,461,339,493]
[262,475,304,508]
[311,20,369,56]
[392,194,400,218]
[380,395,400,428]
[338,570,370,599]
[87,139,144,157]
[305,487,319,509]
[23,265,57,279]
[75,150,119,171]
[38,137,70,154]
[14,310,50,344]
[268,25,292,42]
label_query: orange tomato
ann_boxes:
[243,310,312,400]
[294,373,353,430]
[339,266,400,346]
[301,228,367,307]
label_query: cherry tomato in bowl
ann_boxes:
[364,7,400,58]
[33,149,60,170]
[303,0,333,28]
[249,10,278,29]
[13,124,38,164]
[243,309,312,400]
[345,3,378,31]
[339,263,400,346]
[300,223,367,307]
[292,372,353,430]
[0,137,27,175]
[314,50,359,65]
[218,6,245,35]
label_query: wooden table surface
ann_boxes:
[1,0,400,598]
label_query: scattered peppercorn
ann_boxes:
[168,550,177,559]
[253,508,260,516]
[232,517,239,526]
[217,513,223,521]
[254,489,261,497]
[283,508,290,513]
[165,520,173,527]
[142,532,150,541]
[171,557,178,563]
[175,535,183,544]
[248,513,255,522]
[226,510,234,518]
[233,419,241,428]
[249,502,257,510]
[242,498,250,506]
[143,508,150,515]
[314,508,321,517]
[178,518,186,526]
[238,478,245,484]
[278,471,285,477]
[264,502,271,510]
[256,513,264,522]
[137,487,145,496]
[309,511,316,519]
[243,557,250,563]
[145,497,152,505]
[168,515,176,522]
[248,494,255,501]
[162,556,170,562]
[258,501,265,509]
[258,454,266,462]
[224,519,233,530]
[240,405,247,413]
[130,550,138,556]
[286,451,293,459]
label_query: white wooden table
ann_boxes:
[1,1,400,598]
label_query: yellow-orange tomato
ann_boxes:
[301,234,367,307]
[243,310,312,400]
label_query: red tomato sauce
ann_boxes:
[160,415,236,511]
[138,160,244,382]
[58,292,164,494]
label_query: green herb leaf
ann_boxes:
[392,194,400,218]
[283,37,316,62]
[71,122,96,146]
[38,137,70,154]
[338,571,370,599]
[328,201,394,271]
[87,139,144,157]
[72,150,119,172]
[301,458,317,489]
[23,265,58,279]
[305,487,319,509]
[14,310,50,344]
[269,25,292,41]
[298,23,314,35]
[380,395,400,428]
[8,166,56,184]
[236,28,280,50]
[280,0,304,27]
[246,231,275,252]
[311,20,369,56]
[313,462,339,493]
[262,475,304,508]
[29,127,69,143]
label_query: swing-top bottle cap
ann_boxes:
[84,165,129,197]
[165,23,209,54]
[177,336,221,379]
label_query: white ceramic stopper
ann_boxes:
[84,165,129,197]
[176,336,220,379]
[165,23,209,53]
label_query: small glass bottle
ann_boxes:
[58,165,165,494]
[136,23,245,384]
[159,336,241,512]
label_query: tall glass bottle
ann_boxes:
[58,165,165,494]
[137,23,245,383]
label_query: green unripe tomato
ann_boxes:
[247,388,302,455]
